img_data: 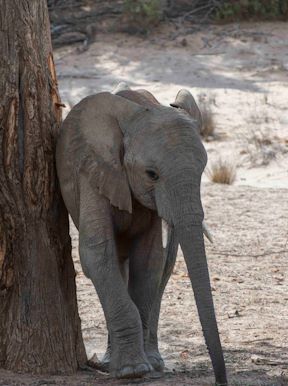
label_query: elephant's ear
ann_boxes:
[170,89,203,132]
[73,92,144,213]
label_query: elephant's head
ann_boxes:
[76,90,226,384]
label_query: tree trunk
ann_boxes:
[0,0,87,374]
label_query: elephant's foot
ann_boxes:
[115,362,152,379]
[110,350,152,379]
[146,349,165,372]
[98,346,111,372]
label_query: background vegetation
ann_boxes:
[216,0,288,21]
[48,0,288,45]
[122,0,288,25]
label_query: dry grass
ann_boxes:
[241,109,288,167]
[249,129,275,166]
[242,128,287,167]
[198,93,216,140]
[207,158,236,185]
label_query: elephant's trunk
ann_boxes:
[168,181,227,385]
[177,224,227,385]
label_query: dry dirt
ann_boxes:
[1,22,287,386]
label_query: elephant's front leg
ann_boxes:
[100,241,129,372]
[78,177,151,378]
[128,215,166,371]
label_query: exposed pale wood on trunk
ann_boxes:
[0,0,87,374]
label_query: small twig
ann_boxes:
[57,73,100,79]
[55,102,66,108]
[190,52,225,56]
[242,337,274,344]
[210,250,288,258]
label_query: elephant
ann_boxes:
[56,83,227,385]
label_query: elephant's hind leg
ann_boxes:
[78,175,151,378]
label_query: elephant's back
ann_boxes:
[116,89,161,108]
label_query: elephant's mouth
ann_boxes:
[161,219,213,248]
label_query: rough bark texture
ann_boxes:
[0,0,87,374]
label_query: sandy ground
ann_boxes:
[56,21,288,189]
[1,22,287,385]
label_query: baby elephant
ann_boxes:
[56,83,227,385]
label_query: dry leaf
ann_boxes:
[180,350,190,360]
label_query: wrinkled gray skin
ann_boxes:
[56,83,227,385]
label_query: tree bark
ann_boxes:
[0,0,87,374]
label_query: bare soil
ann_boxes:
[1,22,287,386]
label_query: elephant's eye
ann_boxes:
[145,169,159,181]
